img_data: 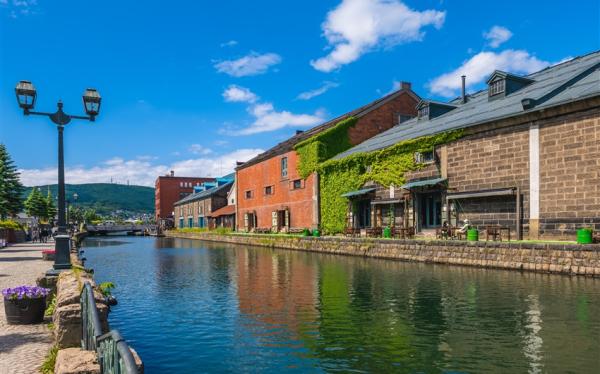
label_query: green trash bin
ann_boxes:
[467,228,479,242]
[577,228,593,244]
[383,227,391,238]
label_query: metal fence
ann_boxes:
[80,282,139,373]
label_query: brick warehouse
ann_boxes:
[154,171,214,222]
[236,83,420,232]
[334,50,600,240]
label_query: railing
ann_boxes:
[80,282,139,373]
[97,330,139,374]
[81,282,103,350]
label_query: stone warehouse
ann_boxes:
[173,175,234,229]
[327,50,599,240]
[236,83,420,232]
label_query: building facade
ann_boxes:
[334,51,600,240]
[154,171,214,222]
[173,178,233,229]
[236,84,420,232]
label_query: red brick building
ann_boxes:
[154,171,214,221]
[236,84,420,232]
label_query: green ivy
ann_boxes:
[318,130,464,234]
[295,116,358,178]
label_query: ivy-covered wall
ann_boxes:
[317,130,464,234]
[294,116,358,178]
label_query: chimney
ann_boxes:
[170,170,174,177]
[461,75,467,103]
[295,130,304,135]
[400,81,411,90]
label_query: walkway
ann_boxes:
[0,242,54,374]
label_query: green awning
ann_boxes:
[341,187,376,198]
[401,177,446,190]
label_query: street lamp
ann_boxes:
[15,81,102,275]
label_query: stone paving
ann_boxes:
[0,242,54,374]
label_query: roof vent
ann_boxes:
[521,98,536,110]
[295,130,304,135]
[461,75,467,104]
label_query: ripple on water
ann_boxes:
[83,237,600,374]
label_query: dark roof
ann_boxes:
[208,204,235,217]
[173,181,233,206]
[236,87,420,170]
[336,50,600,159]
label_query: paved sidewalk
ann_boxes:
[0,242,54,374]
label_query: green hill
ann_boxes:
[23,183,154,216]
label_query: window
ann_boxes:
[415,150,435,164]
[418,105,429,119]
[398,114,413,124]
[292,179,302,190]
[245,190,253,199]
[489,79,505,96]
[264,186,273,195]
[281,157,288,178]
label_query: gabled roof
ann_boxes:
[416,99,457,109]
[173,181,233,206]
[236,86,420,170]
[335,50,600,159]
[486,70,535,84]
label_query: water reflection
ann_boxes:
[83,237,600,373]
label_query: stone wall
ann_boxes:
[167,231,600,277]
[446,123,531,236]
[538,108,600,239]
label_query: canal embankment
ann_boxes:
[166,231,600,277]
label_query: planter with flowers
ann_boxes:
[41,250,56,261]
[2,286,50,324]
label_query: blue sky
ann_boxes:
[0,0,598,186]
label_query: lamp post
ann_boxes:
[15,81,101,275]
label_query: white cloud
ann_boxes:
[297,81,340,100]
[188,144,213,155]
[214,52,282,77]
[428,49,551,97]
[220,40,238,47]
[222,85,258,103]
[2,0,37,17]
[310,0,445,72]
[483,26,513,48]
[18,149,264,187]
[221,87,325,135]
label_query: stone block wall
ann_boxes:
[446,123,531,236]
[167,231,600,277]
[539,109,600,239]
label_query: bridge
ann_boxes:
[86,224,156,236]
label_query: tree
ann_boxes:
[68,205,84,224]
[83,208,101,223]
[0,144,24,219]
[45,188,57,223]
[24,187,47,220]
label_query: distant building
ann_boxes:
[173,175,234,229]
[154,171,214,222]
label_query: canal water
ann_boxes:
[82,237,600,373]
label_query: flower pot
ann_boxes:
[467,229,479,242]
[577,229,593,244]
[383,227,391,239]
[4,296,46,324]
